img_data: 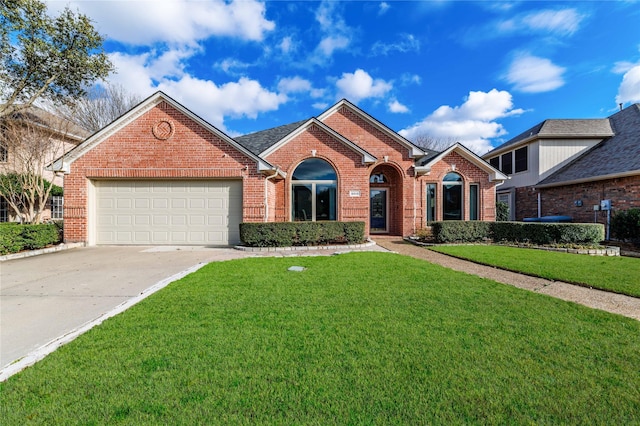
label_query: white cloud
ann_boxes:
[157,76,286,132]
[278,77,312,93]
[311,1,352,61]
[378,2,390,15]
[497,8,585,37]
[108,50,285,133]
[318,35,351,57]
[48,0,275,45]
[399,89,524,154]
[371,34,420,56]
[506,54,566,93]
[616,64,640,105]
[279,36,294,54]
[389,100,409,113]
[335,69,392,102]
[521,9,585,36]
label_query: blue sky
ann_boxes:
[47,0,640,154]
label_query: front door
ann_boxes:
[370,189,388,233]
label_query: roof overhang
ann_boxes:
[535,169,640,189]
[415,143,509,182]
[317,99,425,159]
[259,118,377,164]
[49,91,276,174]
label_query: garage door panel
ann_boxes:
[96,180,242,245]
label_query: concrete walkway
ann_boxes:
[373,237,640,321]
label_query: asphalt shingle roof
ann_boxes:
[484,118,613,157]
[234,120,308,155]
[537,104,640,186]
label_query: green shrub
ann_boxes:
[240,221,366,247]
[491,222,604,245]
[611,208,640,243]
[431,221,491,243]
[496,201,509,221]
[426,221,604,245]
[0,223,62,254]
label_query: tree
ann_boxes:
[0,108,81,223]
[411,134,457,153]
[0,0,113,117]
[57,84,142,133]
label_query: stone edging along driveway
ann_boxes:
[373,237,640,322]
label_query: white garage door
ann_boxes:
[95,180,242,245]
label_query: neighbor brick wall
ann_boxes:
[63,101,265,243]
[539,175,640,225]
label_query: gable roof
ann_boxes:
[415,143,508,182]
[2,105,90,142]
[536,103,640,188]
[317,99,426,158]
[234,120,307,155]
[50,91,275,173]
[252,118,377,164]
[484,118,614,158]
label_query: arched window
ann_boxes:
[291,158,337,221]
[443,172,463,220]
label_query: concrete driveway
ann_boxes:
[0,245,253,374]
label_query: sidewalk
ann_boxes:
[373,237,640,321]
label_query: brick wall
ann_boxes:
[539,175,640,225]
[63,101,265,243]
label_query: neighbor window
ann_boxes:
[291,158,337,221]
[489,156,499,169]
[514,146,528,173]
[501,152,513,175]
[51,196,64,220]
[0,197,7,222]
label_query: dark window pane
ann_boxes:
[515,146,528,173]
[501,152,513,175]
[292,158,337,181]
[292,184,312,221]
[489,157,499,169]
[426,184,436,222]
[316,184,336,221]
[443,184,462,220]
[443,172,462,182]
[469,184,479,220]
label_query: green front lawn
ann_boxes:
[430,245,640,297]
[1,253,639,424]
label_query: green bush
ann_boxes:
[496,201,509,222]
[431,221,491,243]
[239,221,366,247]
[491,222,604,245]
[427,221,604,245]
[611,208,640,243]
[0,223,62,255]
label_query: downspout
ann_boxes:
[537,191,541,218]
[412,168,417,235]
[264,168,280,222]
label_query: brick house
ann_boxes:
[483,103,640,227]
[54,92,506,246]
[1,106,88,222]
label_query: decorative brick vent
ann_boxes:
[152,120,174,140]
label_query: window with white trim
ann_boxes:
[291,158,337,221]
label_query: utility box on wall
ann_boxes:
[600,199,612,211]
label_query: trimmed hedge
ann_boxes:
[429,221,604,245]
[239,221,366,247]
[491,222,604,245]
[611,208,640,243]
[0,223,62,255]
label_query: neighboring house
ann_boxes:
[483,104,640,225]
[54,92,506,246]
[0,106,89,222]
